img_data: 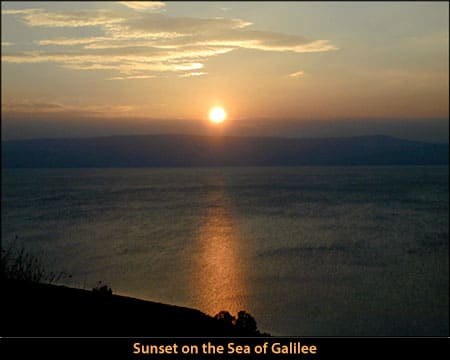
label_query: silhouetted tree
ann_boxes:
[235,310,258,333]
[214,310,236,325]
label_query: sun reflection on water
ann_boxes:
[191,180,248,316]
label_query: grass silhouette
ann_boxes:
[1,244,69,284]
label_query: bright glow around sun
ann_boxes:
[209,106,227,124]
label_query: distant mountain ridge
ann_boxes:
[2,134,448,168]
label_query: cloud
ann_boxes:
[22,9,126,27]
[37,37,110,46]
[1,41,14,47]
[289,70,305,78]
[193,30,336,53]
[92,14,253,48]
[1,9,41,15]
[118,2,166,11]
[4,99,65,112]
[83,39,182,50]
[107,74,155,80]
[241,38,337,53]
[179,72,207,78]
[173,62,203,71]
[2,99,136,117]
[2,6,337,79]
[2,48,230,76]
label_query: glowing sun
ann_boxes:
[209,106,227,124]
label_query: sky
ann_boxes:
[1,1,449,142]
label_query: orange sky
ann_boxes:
[1,2,449,141]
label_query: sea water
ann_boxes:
[1,166,448,335]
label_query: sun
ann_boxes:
[209,106,227,124]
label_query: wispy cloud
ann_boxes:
[2,6,337,79]
[21,9,126,27]
[4,99,65,112]
[2,99,136,117]
[178,72,207,78]
[118,2,166,11]
[193,32,336,53]
[3,46,228,83]
[1,41,14,47]
[1,9,41,15]
[243,39,337,53]
[37,37,110,46]
[2,48,231,76]
[289,70,305,78]
[107,74,155,80]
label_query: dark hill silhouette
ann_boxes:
[2,134,448,168]
[2,279,261,337]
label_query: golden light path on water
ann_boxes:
[191,176,248,317]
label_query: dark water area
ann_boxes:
[2,166,448,335]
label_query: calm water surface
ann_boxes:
[2,166,448,335]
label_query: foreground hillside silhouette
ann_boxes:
[1,245,263,337]
[2,134,448,167]
[2,279,263,337]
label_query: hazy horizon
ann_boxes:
[2,116,449,144]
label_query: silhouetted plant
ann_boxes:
[1,244,69,284]
[92,281,113,296]
[214,310,236,325]
[235,310,258,333]
[214,310,261,334]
